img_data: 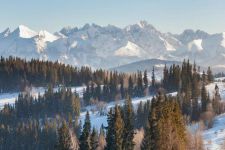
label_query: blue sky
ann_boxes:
[0,0,225,33]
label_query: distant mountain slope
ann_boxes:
[110,59,181,73]
[0,21,225,70]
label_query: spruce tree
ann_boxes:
[151,66,156,87]
[56,121,73,150]
[143,70,148,89]
[137,71,144,97]
[80,111,91,150]
[98,125,106,150]
[163,64,169,89]
[74,117,82,137]
[122,96,135,150]
[207,67,214,83]
[141,97,157,150]
[114,106,124,150]
[128,76,134,97]
[105,108,115,150]
[136,101,144,128]
[90,128,99,150]
[201,84,208,112]
[120,78,125,99]
[213,85,221,114]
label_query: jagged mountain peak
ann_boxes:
[37,30,59,42]
[124,20,157,32]
[0,28,10,38]
[60,26,78,36]
[11,25,37,38]
[176,29,209,44]
[0,22,225,71]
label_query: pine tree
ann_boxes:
[105,109,115,150]
[207,67,214,83]
[201,84,208,112]
[171,101,187,149]
[151,66,156,87]
[137,71,144,97]
[114,106,124,150]
[128,76,134,97]
[163,64,169,89]
[122,96,135,150]
[141,97,157,150]
[98,125,106,150]
[73,117,82,137]
[90,128,99,150]
[120,78,125,99]
[143,70,148,89]
[80,111,91,150]
[212,85,221,114]
[71,95,80,116]
[136,101,144,128]
[56,121,73,150]
[182,84,192,117]
[191,67,201,121]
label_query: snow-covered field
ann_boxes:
[195,78,225,150]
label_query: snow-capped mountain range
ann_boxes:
[1,21,225,70]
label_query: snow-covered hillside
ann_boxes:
[189,79,225,150]
[203,114,225,150]
[2,77,225,148]
[1,21,225,70]
[110,58,181,73]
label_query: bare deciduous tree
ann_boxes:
[133,128,144,150]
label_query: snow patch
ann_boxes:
[70,41,78,48]
[155,64,165,68]
[159,36,176,51]
[221,32,225,48]
[38,30,59,42]
[203,114,225,150]
[188,39,203,51]
[114,41,142,57]
[15,25,37,38]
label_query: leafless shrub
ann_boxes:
[187,124,204,150]
[200,103,215,129]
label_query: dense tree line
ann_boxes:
[0,56,121,92]
[0,87,80,125]
[162,60,216,122]
[83,70,157,105]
